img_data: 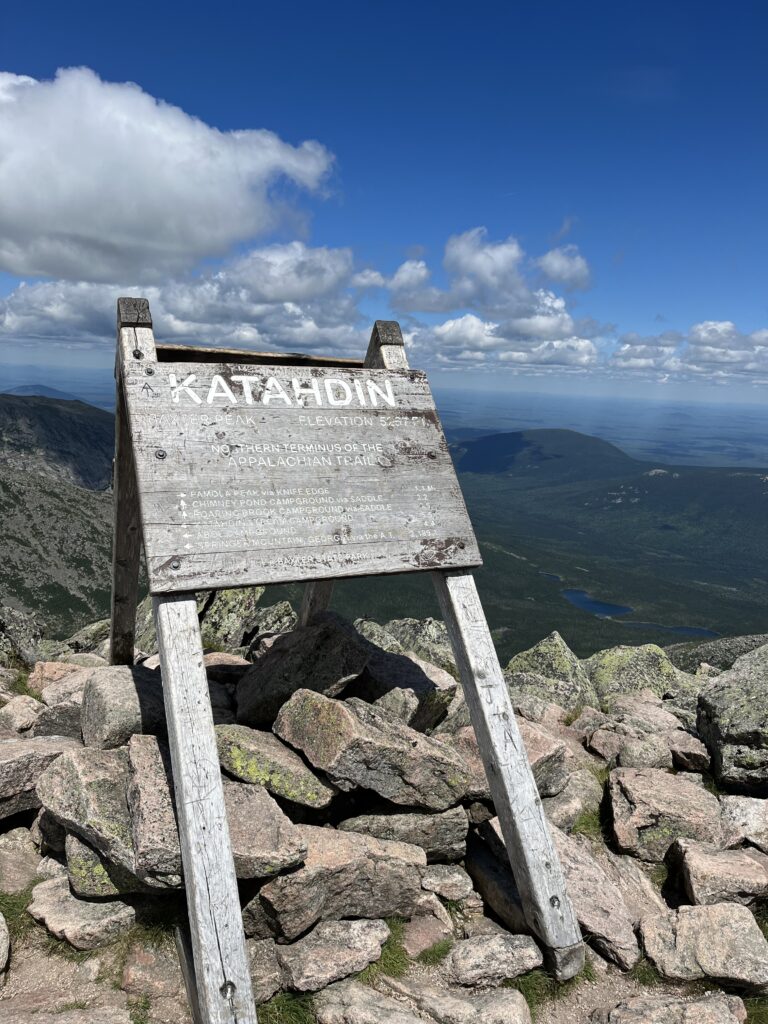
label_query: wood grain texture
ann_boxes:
[298,321,405,619]
[432,569,584,977]
[121,361,480,593]
[109,383,143,665]
[117,296,152,327]
[154,594,257,1024]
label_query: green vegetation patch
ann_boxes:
[0,885,36,942]
[416,938,454,965]
[504,958,596,1020]
[628,957,663,987]
[259,992,316,1024]
[356,917,409,985]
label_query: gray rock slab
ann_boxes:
[383,616,457,675]
[0,826,41,892]
[640,902,768,987]
[609,767,723,861]
[65,832,149,897]
[446,933,543,985]
[247,937,282,1005]
[0,695,44,733]
[223,778,307,880]
[698,644,768,792]
[670,837,768,905]
[338,805,468,862]
[276,918,389,991]
[665,730,710,772]
[543,767,603,831]
[254,823,425,941]
[274,690,470,810]
[314,980,424,1024]
[36,746,136,874]
[0,735,81,819]
[590,992,747,1024]
[505,631,598,710]
[585,644,697,706]
[380,975,533,1024]
[28,876,135,950]
[80,665,165,749]
[236,618,370,727]
[422,863,473,901]
[617,734,673,770]
[402,913,453,957]
[215,723,337,808]
[721,794,768,852]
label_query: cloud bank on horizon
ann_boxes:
[0,67,765,391]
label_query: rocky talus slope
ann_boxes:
[0,593,766,1023]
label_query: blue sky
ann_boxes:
[0,0,766,400]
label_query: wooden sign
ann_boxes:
[122,361,481,593]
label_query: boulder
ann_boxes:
[585,644,695,705]
[224,779,307,879]
[36,746,136,874]
[314,980,424,1024]
[247,938,282,1004]
[337,805,468,862]
[721,794,768,852]
[616,734,673,770]
[670,838,768,905]
[237,618,371,727]
[505,632,597,710]
[604,692,684,732]
[590,992,747,1024]
[0,735,80,819]
[0,695,43,733]
[273,690,470,810]
[601,849,668,925]
[80,665,165,748]
[379,976,533,1024]
[202,651,250,685]
[253,823,425,940]
[481,817,640,969]
[383,616,456,675]
[353,646,458,733]
[28,876,135,950]
[0,826,40,892]
[608,767,722,861]
[640,902,768,987]
[276,918,389,991]
[422,863,473,901]
[665,730,710,772]
[32,670,91,739]
[446,933,543,986]
[215,723,337,808]
[667,634,768,674]
[198,586,266,649]
[543,768,604,831]
[698,644,768,792]
[402,909,453,957]
[65,832,148,897]
[121,940,186,1002]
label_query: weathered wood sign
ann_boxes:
[110,298,583,1024]
[122,361,481,593]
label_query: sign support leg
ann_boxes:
[153,593,257,1024]
[432,569,584,980]
[109,383,142,665]
[298,579,335,626]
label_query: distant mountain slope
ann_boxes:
[0,394,114,488]
[1,384,81,401]
[450,429,641,482]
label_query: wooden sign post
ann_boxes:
[110,297,583,1023]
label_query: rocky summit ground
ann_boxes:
[0,590,767,1023]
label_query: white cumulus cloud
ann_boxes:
[0,68,333,282]
[537,244,591,289]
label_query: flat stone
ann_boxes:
[215,723,337,808]
[617,734,673,770]
[543,767,604,831]
[36,746,136,875]
[665,730,710,772]
[605,692,684,731]
[254,823,425,941]
[670,838,768,905]
[277,919,389,991]
[80,665,165,749]
[447,933,543,986]
[121,939,185,1000]
[28,876,135,950]
[237,618,370,727]
[0,735,81,819]
[380,976,533,1024]
[274,690,470,810]
[126,735,182,884]
[422,864,473,901]
[609,767,722,861]
[402,913,453,957]
[314,980,424,1024]
[640,902,768,987]
[0,695,44,733]
[590,992,747,1024]
[0,826,40,892]
[247,938,282,1004]
[601,849,667,925]
[721,794,768,852]
[338,805,468,862]
[698,645,768,792]
[224,779,307,879]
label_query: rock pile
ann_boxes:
[0,596,766,1023]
